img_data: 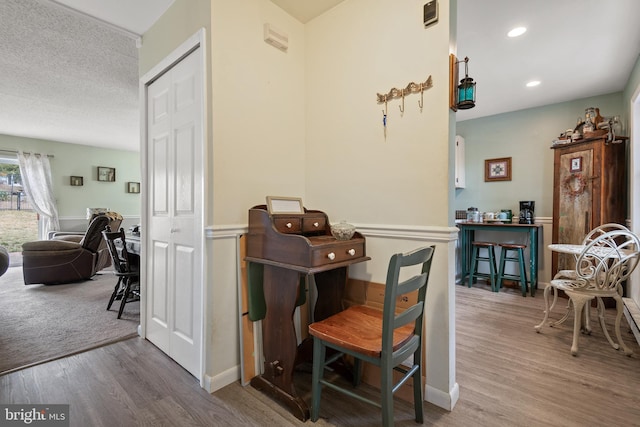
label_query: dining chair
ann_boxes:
[308,246,435,427]
[546,223,631,329]
[101,226,140,319]
[535,229,640,356]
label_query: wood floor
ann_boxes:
[2,283,640,426]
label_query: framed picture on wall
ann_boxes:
[70,176,83,186]
[127,182,140,193]
[484,157,512,182]
[97,166,116,182]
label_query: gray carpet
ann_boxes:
[0,265,139,374]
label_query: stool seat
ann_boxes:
[497,243,529,296]
[499,243,526,250]
[468,241,498,292]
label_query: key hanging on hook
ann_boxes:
[418,83,424,110]
[382,95,388,131]
[399,89,405,113]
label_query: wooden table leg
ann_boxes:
[250,265,309,421]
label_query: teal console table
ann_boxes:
[458,222,543,296]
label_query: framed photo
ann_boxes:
[127,182,140,193]
[70,176,83,186]
[570,156,582,172]
[97,166,116,182]
[266,196,304,214]
[484,157,512,182]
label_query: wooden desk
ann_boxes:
[458,222,543,296]
[246,205,370,421]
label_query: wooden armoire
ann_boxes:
[551,136,628,275]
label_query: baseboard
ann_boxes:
[426,381,459,411]
[203,365,240,393]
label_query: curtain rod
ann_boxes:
[0,149,54,158]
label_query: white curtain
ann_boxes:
[17,151,60,237]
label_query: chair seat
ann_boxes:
[309,305,414,358]
[550,278,616,294]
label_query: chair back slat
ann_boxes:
[101,226,134,275]
[381,246,435,359]
[576,229,640,291]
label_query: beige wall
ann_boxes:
[141,0,458,408]
[211,0,307,224]
[305,0,452,227]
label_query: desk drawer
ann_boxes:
[310,240,365,266]
[303,214,326,233]
[273,217,302,234]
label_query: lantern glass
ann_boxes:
[457,77,476,109]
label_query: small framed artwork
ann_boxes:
[570,156,582,172]
[484,157,512,182]
[97,166,116,182]
[70,176,83,186]
[266,196,304,214]
[127,182,140,193]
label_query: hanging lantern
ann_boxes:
[456,57,476,110]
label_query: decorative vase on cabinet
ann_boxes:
[551,136,628,276]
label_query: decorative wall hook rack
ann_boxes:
[377,76,433,135]
[376,76,433,105]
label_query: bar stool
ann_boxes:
[468,241,498,292]
[497,243,528,297]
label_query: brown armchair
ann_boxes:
[22,212,121,285]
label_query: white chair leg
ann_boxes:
[612,294,633,356]
[551,298,573,328]
[566,292,591,356]
[596,297,619,350]
[534,285,553,331]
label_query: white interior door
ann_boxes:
[145,47,203,378]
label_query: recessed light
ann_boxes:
[508,27,527,38]
[526,80,541,87]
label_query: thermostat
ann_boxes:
[423,1,438,28]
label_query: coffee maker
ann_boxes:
[519,201,535,224]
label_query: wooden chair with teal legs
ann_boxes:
[308,246,435,427]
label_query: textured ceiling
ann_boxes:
[0,0,140,151]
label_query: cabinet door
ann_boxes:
[553,143,599,273]
[455,135,465,188]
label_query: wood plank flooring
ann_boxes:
[2,283,639,426]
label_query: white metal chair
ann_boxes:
[535,229,640,356]
[543,224,630,333]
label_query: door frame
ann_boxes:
[139,28,208,386]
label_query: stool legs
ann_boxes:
[468,243,498,292]
[497,245,528,297]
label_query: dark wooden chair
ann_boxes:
[101,226,139,319]
[308,245,435,427]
